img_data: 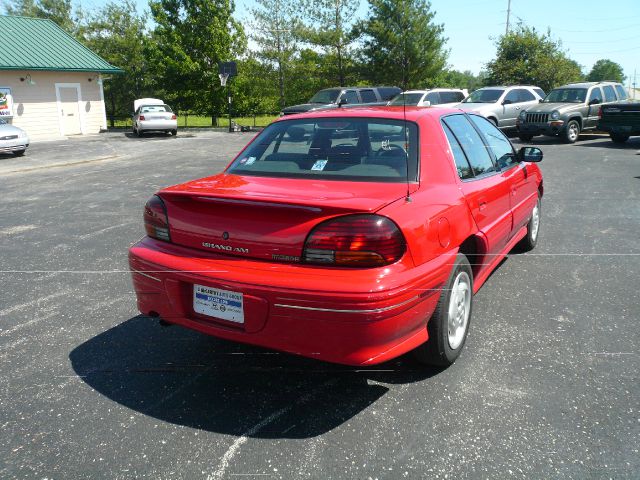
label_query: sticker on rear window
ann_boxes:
[311,159,327,171]
[245,156,256,165]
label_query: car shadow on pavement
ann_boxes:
[574,138,640,149]
[123,132,177,140]
[69,315,441,438]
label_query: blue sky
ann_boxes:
[115,0,639,85]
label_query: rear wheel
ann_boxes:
[563,120,580,143]
[519,133,534,142]
[170,129,177,136]
[413,254,473,367]
[610,133,629,143]
[516,195,541,251]
[13,149,25,157]
[136,128,143,137]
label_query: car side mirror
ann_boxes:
[518,146,543,162]
[589,98,601,105]
[502,99,512,105]
[338,97,348,106]
[539,99,544,103]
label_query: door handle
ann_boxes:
[479,201,487,211]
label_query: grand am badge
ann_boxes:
[202,242,249,254]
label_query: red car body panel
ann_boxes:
[128,107,543,365]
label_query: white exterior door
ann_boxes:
[56,84,83,135]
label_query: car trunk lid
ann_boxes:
[159,174,407,262]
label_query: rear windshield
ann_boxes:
[463,89,504,103]
[140,105,173,113]
[309,89,340,104]
[388,93,424,106]
[227,118,419,183]
[543,88,587,103]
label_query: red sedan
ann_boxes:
[129,107,543,367]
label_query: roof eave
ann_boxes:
[0,65,124,74]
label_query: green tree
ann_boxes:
[297,0,360,86]
[249,0,300,110]
[4,0,76,33]
[355,0,448,90]
[587,59,626,83]
[81,0,148,124]
[485,25,583,92]
[148,0,246,117]
[437,69,485,92]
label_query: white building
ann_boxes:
[0,15,122,140]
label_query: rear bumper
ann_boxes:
[128,237,453,365]
[138,120,177,131]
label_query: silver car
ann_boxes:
[388,88,469,108]
[132,98,178,137]
[0,119,29,156]
[455,85,545,129]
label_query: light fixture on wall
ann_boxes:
[19,74,36,86]
[88,74,103,85]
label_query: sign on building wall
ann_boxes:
[0,87,14,117]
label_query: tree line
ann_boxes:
[2,0,627,123]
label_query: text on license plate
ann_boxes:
[193,284,244,324]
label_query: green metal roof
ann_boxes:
[0,15,123,73]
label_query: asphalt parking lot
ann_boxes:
[1,130,639,479]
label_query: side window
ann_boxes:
[443,114,496,177]
[533,88,546,99]
[518,89,536,102]
[443,123,474,180]
[439,91,463,103]
[360,89,377,103]
[425,92,441,104]
[343,90,359,104]
[504,90,519,104]
[615,85,628,100]
[469,115,515,169]
[588,87,603,104]
[602,85,617,102]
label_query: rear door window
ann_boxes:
[443,124,474,180]
[360,89,377,103]
[517,89,536,102]
[504,90,520,104]
[603,85,617,102]
[439,91,464,103]
[442,114,497,177]
[533,88,546,98]
[425,92,441,104]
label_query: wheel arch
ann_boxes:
[457,235,486,279]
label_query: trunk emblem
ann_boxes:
[222,231,229,240]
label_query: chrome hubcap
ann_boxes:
[530,201,540,241]
[447,271,471,350]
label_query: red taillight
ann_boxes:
[303,214,406,267]
[139,115,146,121]
[144,195,170,242]
[598,106,602,119]
[171,114,177,120]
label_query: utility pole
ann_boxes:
[505,0,512,35]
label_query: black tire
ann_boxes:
[519,133,534,142]
[563,120,580,143]
[136,128,143,137]
[610,133,629,144]
[413,254,473,367]
[13,149,26,157]
[516,194,541,252]
[170,129,177,136]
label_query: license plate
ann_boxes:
[193,284,244,323]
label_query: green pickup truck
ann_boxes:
[598,103,640,143]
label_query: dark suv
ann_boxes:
[281,86,401,116]
[517,81,628,143]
